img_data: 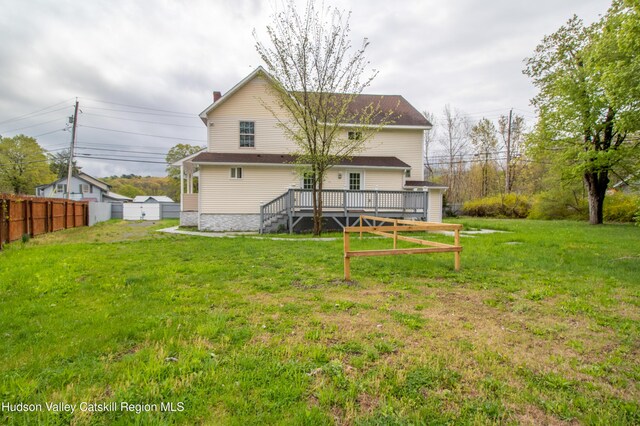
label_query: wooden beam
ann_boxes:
[345,224,460,233]
[454,228,461,271]
[368,230,459,249]
[346,246,462,258]
[344,230,351,280]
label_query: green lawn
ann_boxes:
[0,218,638,425]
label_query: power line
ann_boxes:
[0,116,69,133]
[81,105,197,118]
[82,112,203,128]
[75,154,167,164]
[32,128,68,138]
[81,97,196,116]
[75,146,167,156]
[78,124,206,142]
[0,99,74,125]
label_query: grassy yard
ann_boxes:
[0,218,638,425]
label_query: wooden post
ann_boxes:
[454,227,461,271]
[0,198,5,250]
[359,215,363,240]
[344,230,351,281]
[393,219,398,249]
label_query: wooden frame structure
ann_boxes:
[343,215,462,280]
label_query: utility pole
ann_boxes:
[66,98,79,199]
[505,108,513,194]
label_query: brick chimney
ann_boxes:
[213,91,222,102]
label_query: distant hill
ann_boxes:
[102,175,179,201]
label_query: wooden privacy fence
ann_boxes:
[0,194,88,250]
[343,215,463,280]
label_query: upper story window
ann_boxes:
[55,183,67,194]
[80,184,90,193]
[240,121,255,148]
[405,169,411,178]
[348,131,362,140]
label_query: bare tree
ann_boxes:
[254,0,393,235]
[422,111,436,180]
[470,118,499,198]
[498,113,526,193]
[437,105,471,204]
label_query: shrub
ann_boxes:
[462,194,532,218]
[603,192,640,223]
[528,190,588,220]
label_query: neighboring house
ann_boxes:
[132,196,175,203]
[174,66,447,232]
[36,172,131,203]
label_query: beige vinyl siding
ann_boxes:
[359,129,424,181]
[200,165,406,214]
[199,165,298,214]
[206,75,424,177]
[427,188,444,222]
[207,76,297,153]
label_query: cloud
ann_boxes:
[0,0,612,177]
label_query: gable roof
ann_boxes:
[199,66,431,129]
[191,152,410,169]
[132,195,175,203]
[36,172,111,191]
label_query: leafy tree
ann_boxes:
[165,144,204,180]
[48,149,80,179]
[254,0,394,235]
[524,1,640,224]
[0,134,56,194]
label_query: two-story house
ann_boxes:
[175,66,446,232]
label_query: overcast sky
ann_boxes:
[0,0,611,178]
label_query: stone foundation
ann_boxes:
[180,211,198,227]
[199,214,260,232]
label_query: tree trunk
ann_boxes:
[584,171,609,225]
[313,179,324,236]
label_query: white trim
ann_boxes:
[340,123,432,130]
[192,161,407,170]
[171,149,207,167]
[346,170,364,190]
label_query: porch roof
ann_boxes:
[191,152,411,169]
[404,180,448,189]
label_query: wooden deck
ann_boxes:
[260,189,429,233]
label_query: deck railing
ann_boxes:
[260,189,428,233]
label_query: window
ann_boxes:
[349,172,361,190]
[55,183,67,194]
[405,169,411,178]
[80,184,90,193]
[239,121,255,147]
[230,167,243,179]
[303,173,314,190]
[348,131,362,140]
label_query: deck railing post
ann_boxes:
[374,190,379,217]
[424,191,429,221]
